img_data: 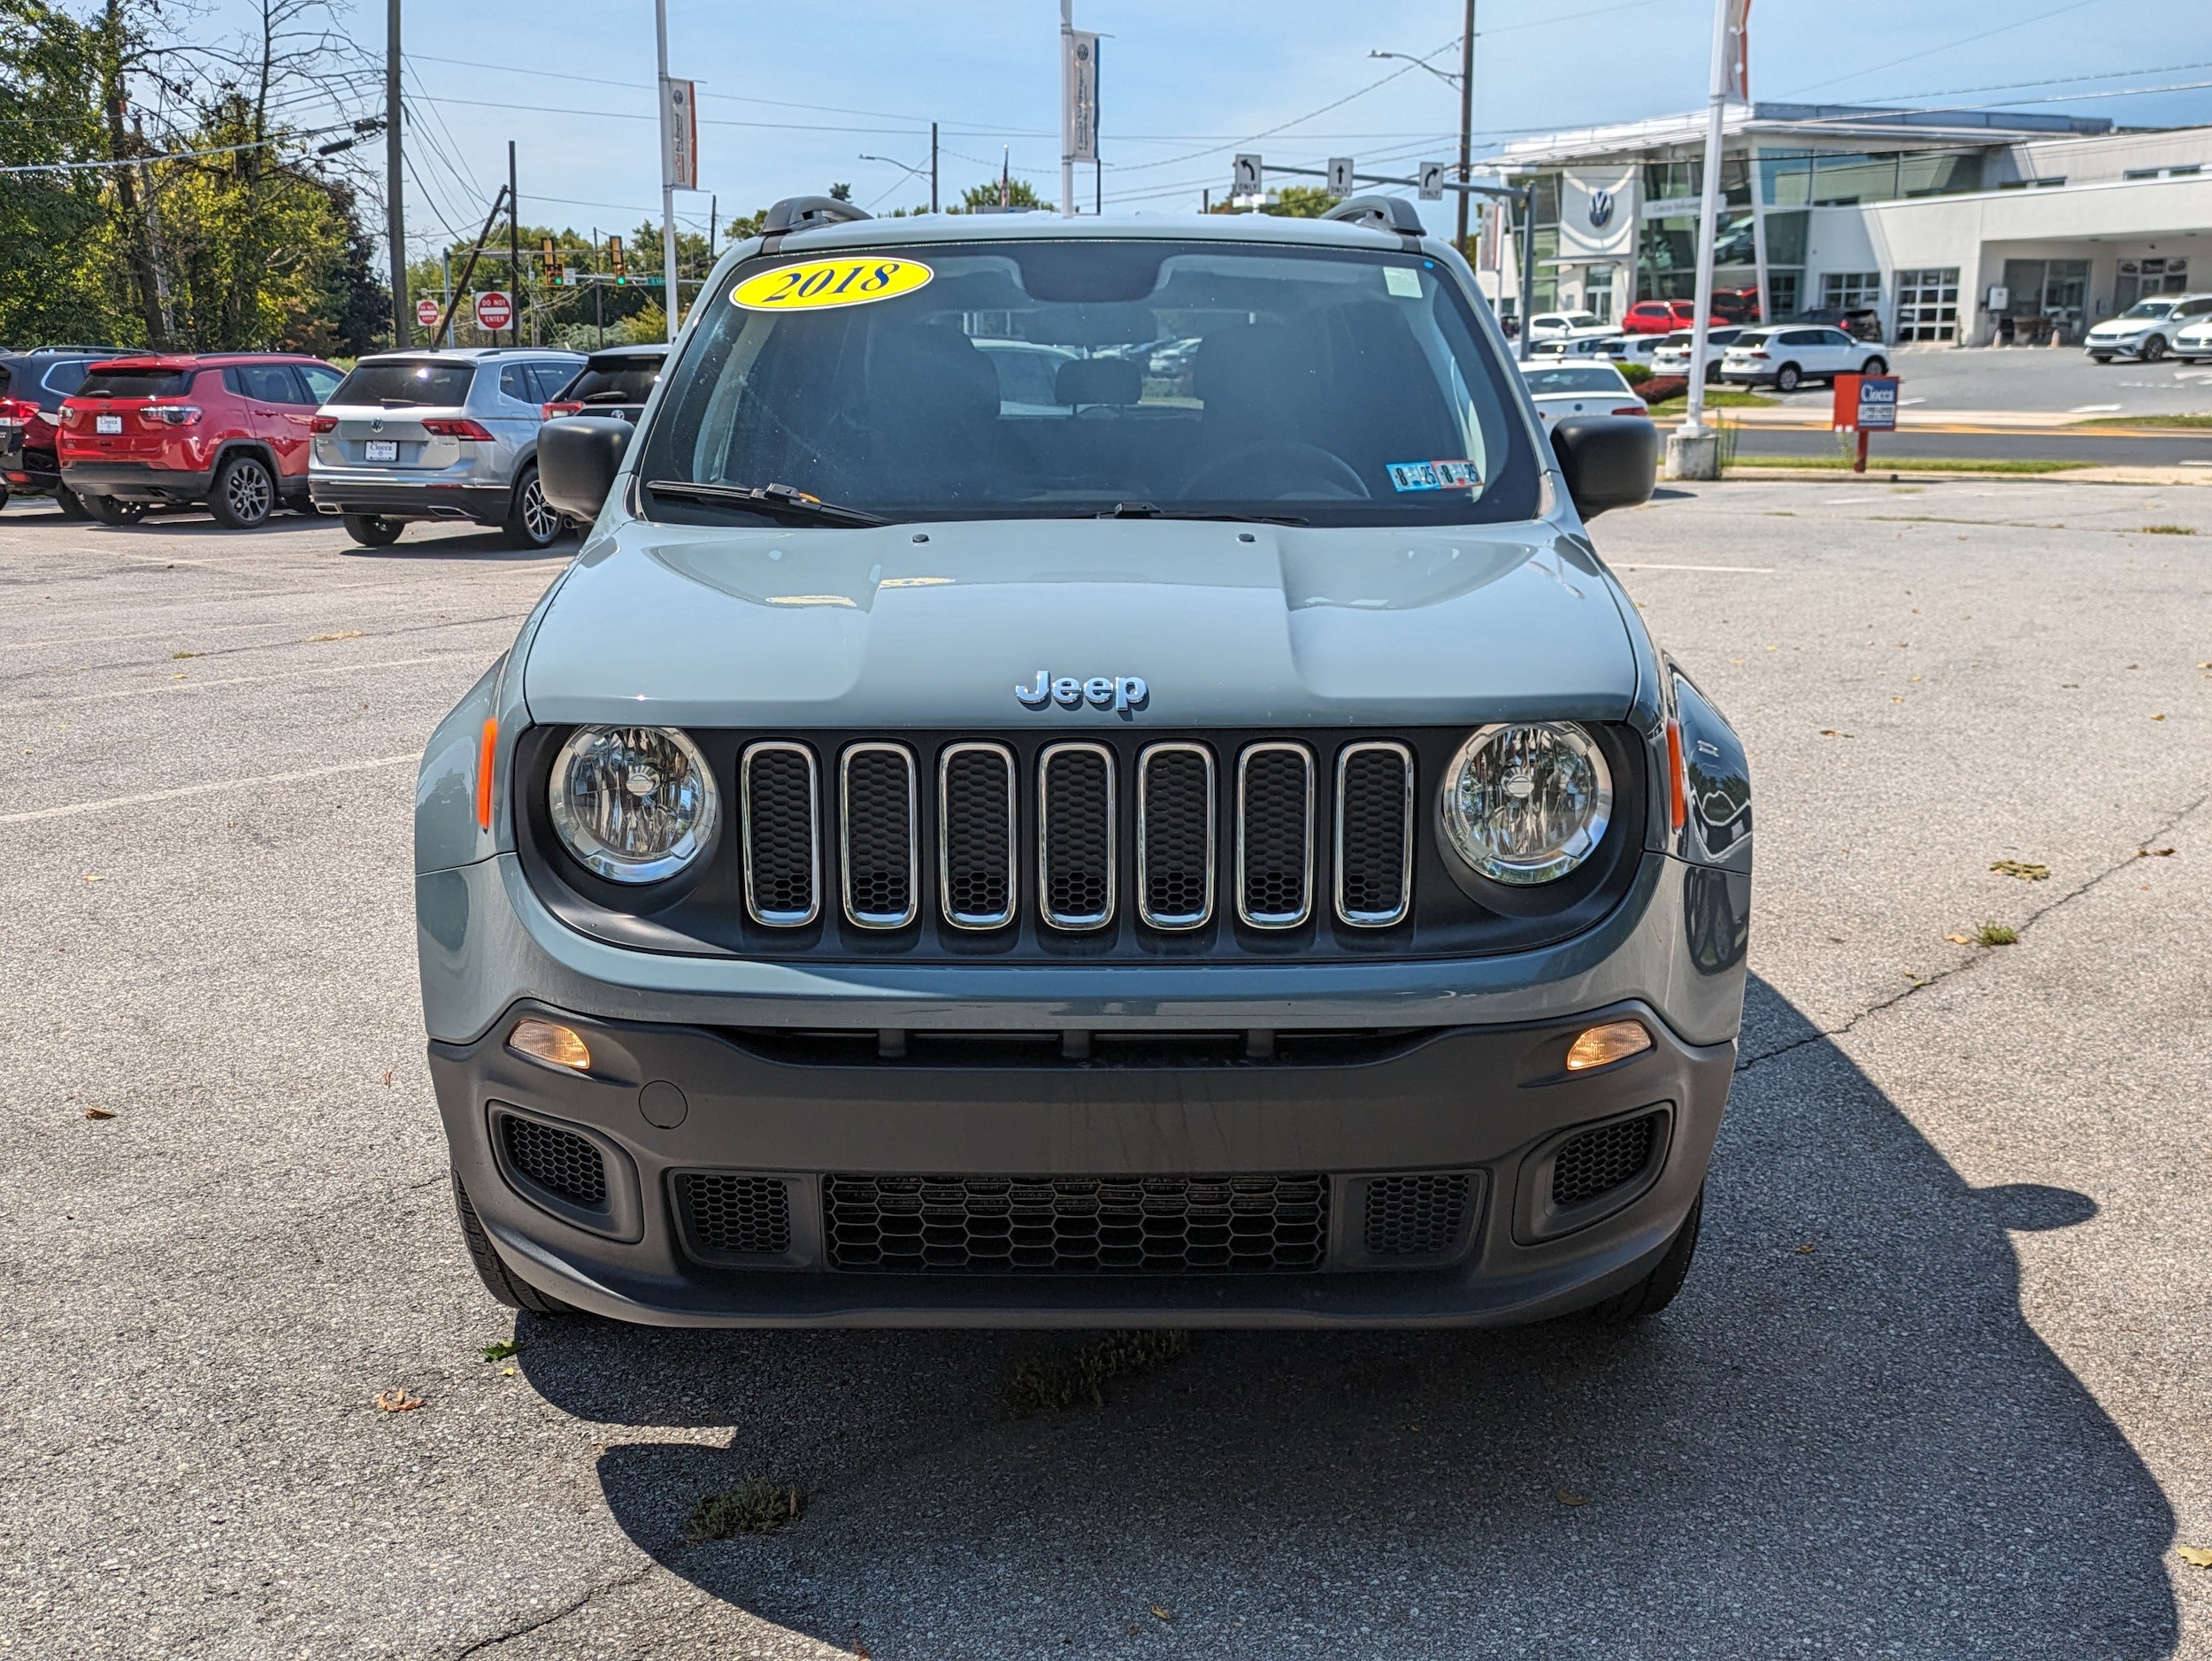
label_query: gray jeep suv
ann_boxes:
[416,197,1748,1329]
[309,346,581,548]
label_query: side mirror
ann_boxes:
[539,417,634,522]
[1549,415,1658,519]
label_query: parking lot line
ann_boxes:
[0,754,414,825]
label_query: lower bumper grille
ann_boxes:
[823,1173,1328,1274]
[1552,1111,1663,1208]
[499,1112,607,1209]
[673,1172,795,1259]
[1363,1173,1471,1256]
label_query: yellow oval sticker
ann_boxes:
[731,257,934,312]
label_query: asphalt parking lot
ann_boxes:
[3,481,2209,1659]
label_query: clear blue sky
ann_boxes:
[250,0,2212,253]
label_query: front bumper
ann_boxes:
[2085,337,2147,357]
[58,459,214,501]
[434,997,1732,1327]
[310,471,512,523]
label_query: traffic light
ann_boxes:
[609,235,626,284]
[541,236,557,284]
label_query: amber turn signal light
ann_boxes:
[1565,1019,1652,1071]
[508,1019,591,1072]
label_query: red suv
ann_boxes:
[1620,299,1728,335]
[58,353,344,527]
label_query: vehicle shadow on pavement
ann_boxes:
[517,974,2177,1658]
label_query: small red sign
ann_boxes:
[473,290,513,333]
[415,296,441,329]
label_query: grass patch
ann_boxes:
[1005,1330,1193,1417]
[1645,388,1778,412]
[1976,920,2019,947]
[1729,456,2096,474]
[686,1478,804,1540]
[2138,523,2198,535]
[2077,413,2212,428]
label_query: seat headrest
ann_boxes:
[1055,357,1142,407]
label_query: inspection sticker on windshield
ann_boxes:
[1384,267,1424,298]
[1386,460,1479,492]
[732,257,934,311]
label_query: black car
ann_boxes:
[541,344,667,426]
[0,347,127,514]
[1786,306,1883,342]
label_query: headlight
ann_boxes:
[1440,722,1612,885]
[549,725,719,882]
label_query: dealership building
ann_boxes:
[1471,103,2212,345]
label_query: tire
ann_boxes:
[1861,356,1888,376]
[2090,354,2113,364]
[1587,1186,1703,1323]
[500,464,564,550]
[453,1172,574,1315]
[1702,360,1723,385]
[342,512,405,548]
[0,485,9,512]
[82,494,147,526]
[54,483,90,520]
[2141,335,2168,363]
[1774,363,1802,392]
[208,453,275,528]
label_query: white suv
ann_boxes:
[1719,326,1888,392]
[2095,293,2212,363]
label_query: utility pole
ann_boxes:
[931,121,939,213]
[1455,0,1476,251]
[507,140,519,347]
[1058,0,1075,218]
[385,0,407,347]
[655,0,680,333]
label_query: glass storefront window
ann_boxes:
[1895,267,1961,341]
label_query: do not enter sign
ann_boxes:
[473,290,513,333]
[414,296,441,329]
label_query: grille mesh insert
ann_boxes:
[824,1173,1329,1273]
[1240,745,1312,925]
[841,746,915,926]
[1552,1112,1662,1208]
[500,1114,607,1210]
[1337,744,1412,925]
[743,745,817,924]
[1040,746,1113,927]
[673,1173,793,1258]
[1363,1173,1469,1256]
[1139,745,1213,927]
[941,745,1014,927]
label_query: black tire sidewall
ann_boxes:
[211,454,274,528]
[55,484,89,519]
[503,465,561,550]
[1862,357,1887,376]
[342,512,404,548]
[1777,364,1801,390]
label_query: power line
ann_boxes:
[1779,0,2110,98]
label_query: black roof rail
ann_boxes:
[1319,195,1427,238]
[760,195,872,253]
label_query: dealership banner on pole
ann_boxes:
[1557,166,1639,263]
[662,77,697,190]
[1064,31,1098,163]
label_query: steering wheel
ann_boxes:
[1178,441,1371,503]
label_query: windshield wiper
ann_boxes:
[1099,501,1309,527]
[646,480,889,527]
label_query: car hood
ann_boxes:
[2089,317,2160,335]
[522,514,1640,729]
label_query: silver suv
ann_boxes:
[309,347,583,548]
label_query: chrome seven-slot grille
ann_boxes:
[736,735,1414,935]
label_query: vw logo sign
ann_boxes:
[1587,188,1615,230]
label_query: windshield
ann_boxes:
[562,359,663,404]
[2118,301,2174,319]
[331,360,477,406]
[1520,365,1630,396]
[638,239,1540,526]
[76,366,192,398]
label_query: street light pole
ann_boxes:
[385,0,407,347]
[655,0,680,332]
[1455,0,1475,252]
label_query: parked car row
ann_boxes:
[0,342,667,543]
[2084,292,2212,362]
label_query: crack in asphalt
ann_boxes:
[447,1563,657,1658]
[1735,786,2211,1076]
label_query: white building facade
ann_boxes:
[1475,104,2212,346]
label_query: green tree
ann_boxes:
[1208,183,1340,219]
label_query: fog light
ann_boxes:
[509,1019,591,1072]
[1565,1019,1652,1071]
